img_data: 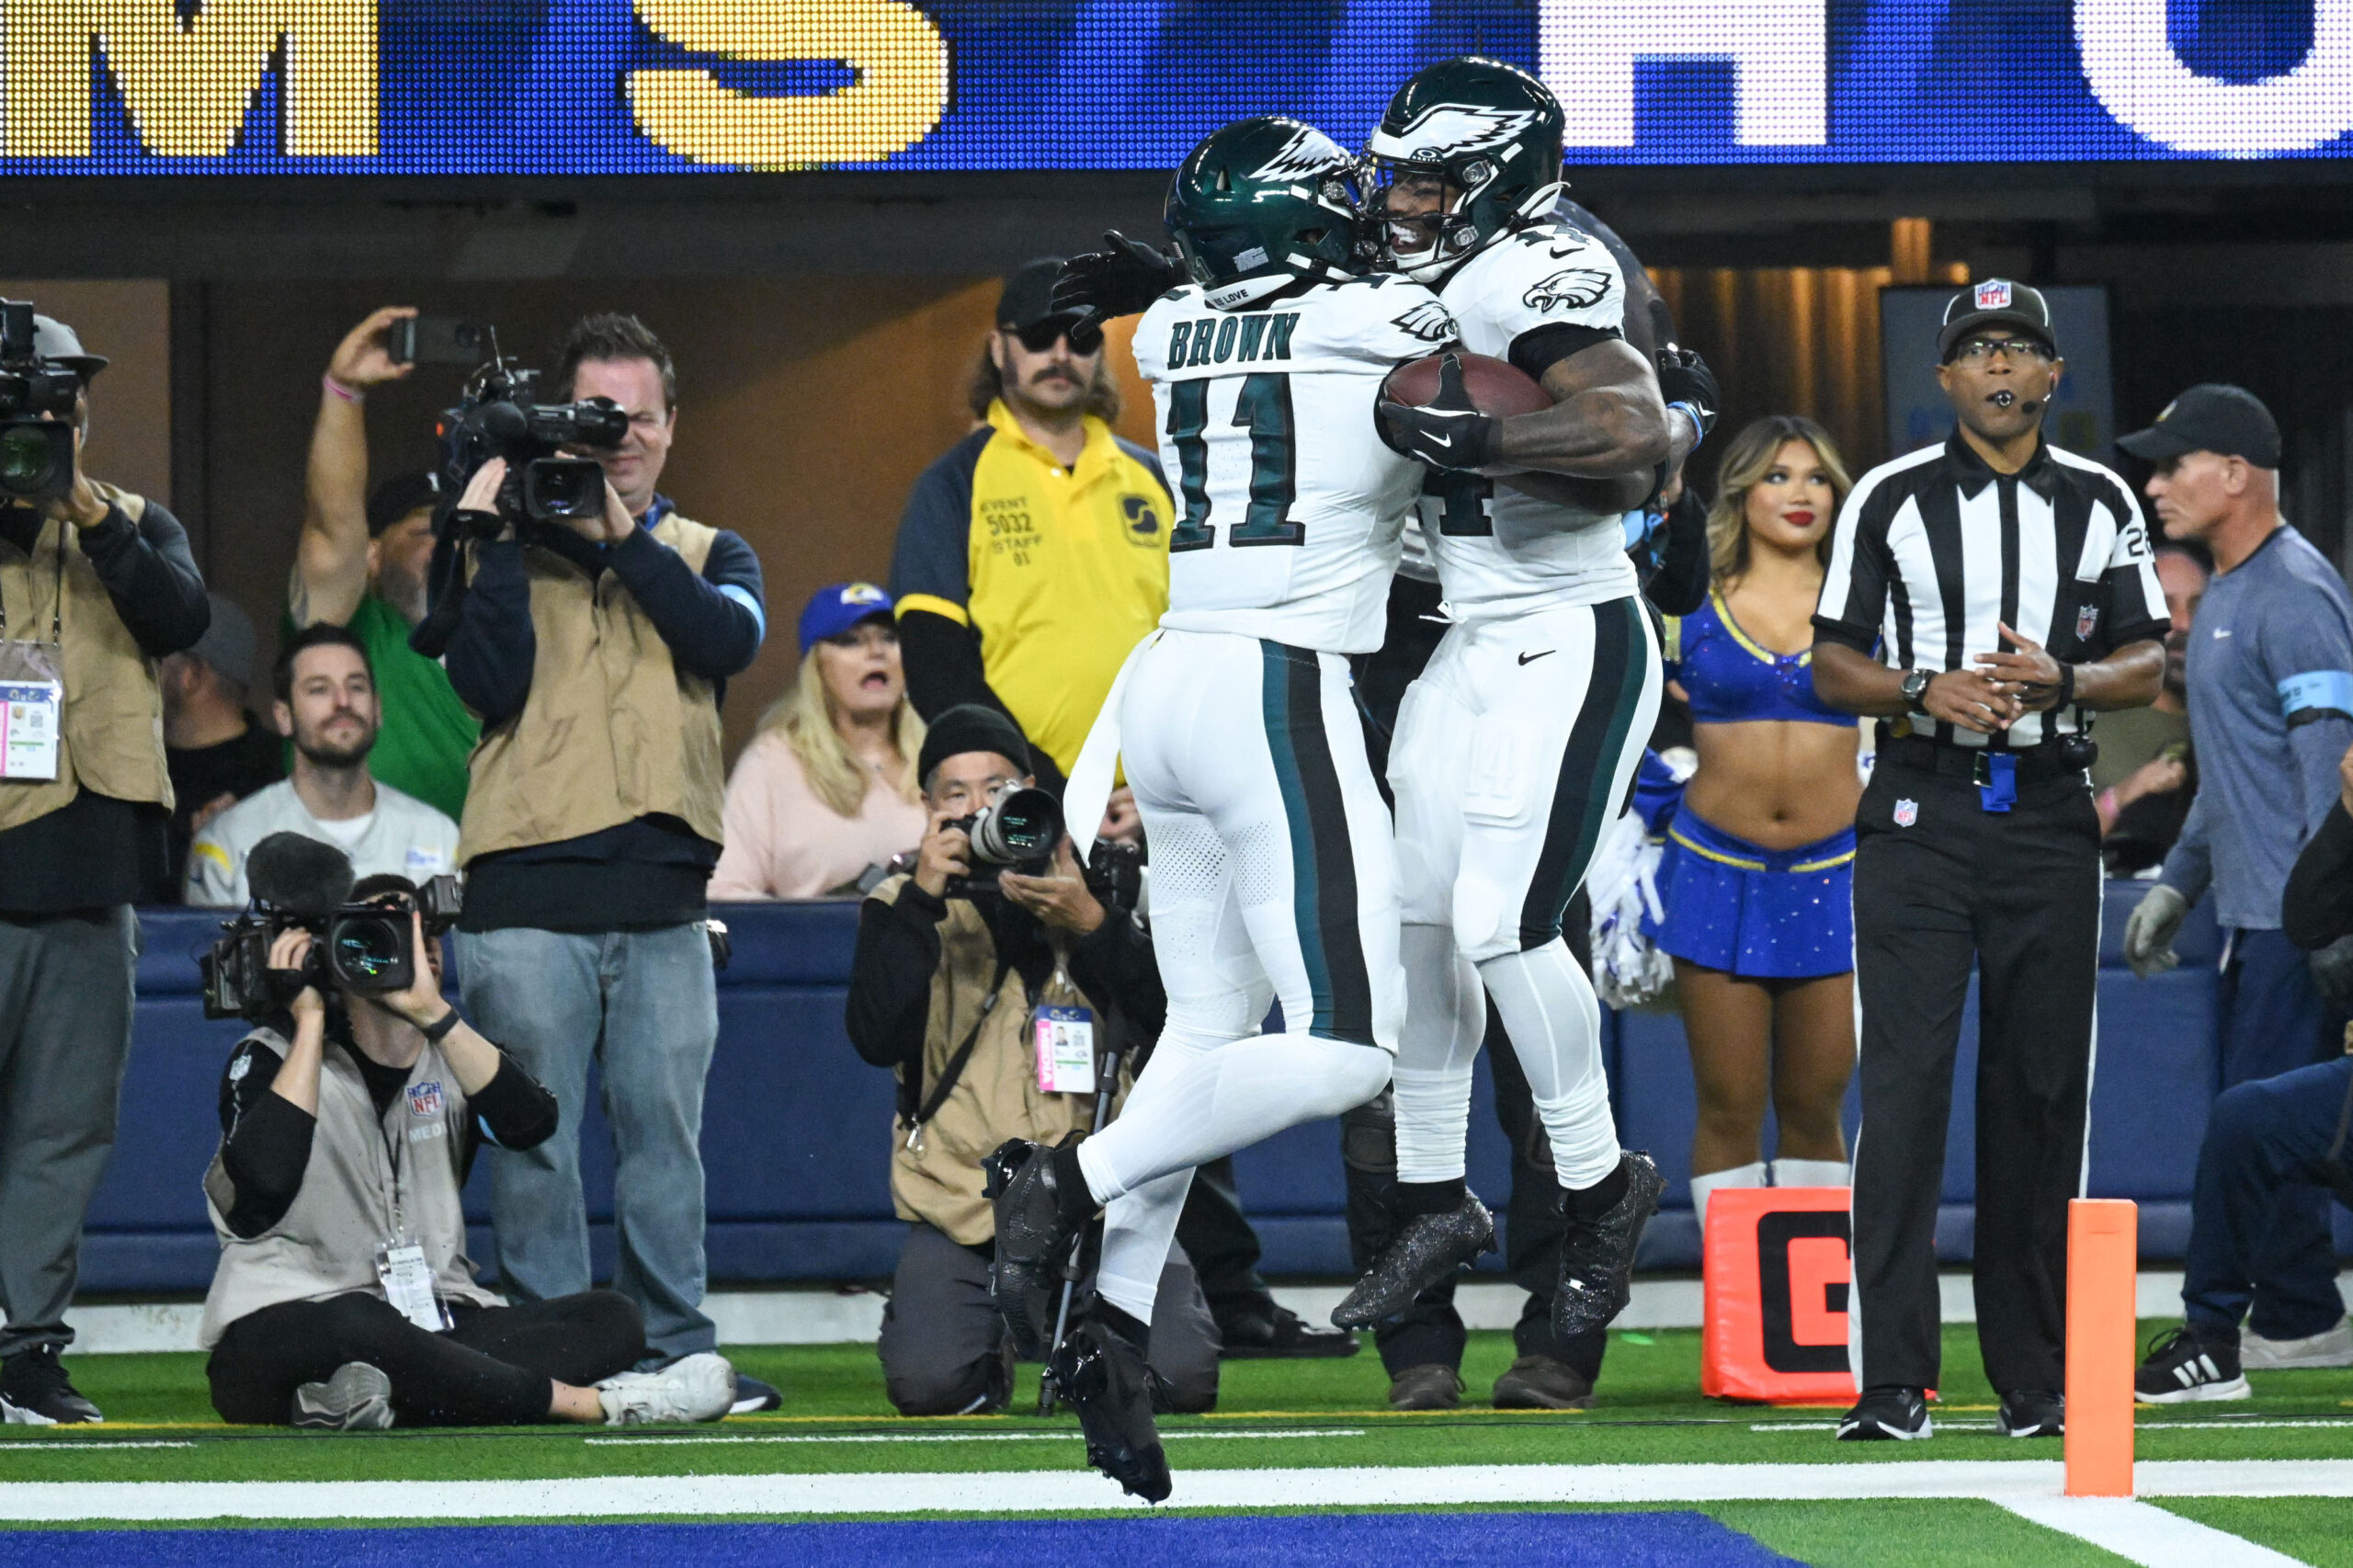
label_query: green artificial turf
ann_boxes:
[1710,1499,2128,1568]
[2156,1499,2353,1566]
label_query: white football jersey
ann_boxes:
[1135,275,1457,653]
[1424,221,1642,618]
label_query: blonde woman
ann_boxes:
[1642,416,1863,1227]
[710,585,927,900]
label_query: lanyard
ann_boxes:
[0,519,67,646]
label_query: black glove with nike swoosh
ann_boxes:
[1376,352,1502,472]
[1051,231,1186,335]
[1655,345,1721,445]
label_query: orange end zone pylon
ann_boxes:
[2064,1198,2138,1497]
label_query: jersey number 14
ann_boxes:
[1166,375,1303,552]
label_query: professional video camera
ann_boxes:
[0,300,83,505]
[433,345,628,537]
[942,787,1146,910]
[200,834,463,1021]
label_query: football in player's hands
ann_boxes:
[1375,351,1546,471]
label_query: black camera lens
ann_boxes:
[523,457,608,521]
[0,421,67,500]
[327,913,412,991]
[970,786,1062,866]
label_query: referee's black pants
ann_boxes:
[1851,756,2101,1397]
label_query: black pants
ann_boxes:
[1174,1156,1279,1334]
[208,1289,645,1426]
[1850,757,2100,1394]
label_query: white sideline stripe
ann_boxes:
[1752,1419,2353,1433]
[66,1271,2195,1352]
[4,1459,2349,1522]
[0,1442,192,1452]
[584,1429,1365,1447]
[2001,1497,2307,1568]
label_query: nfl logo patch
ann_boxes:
[1893,799,1919,827]
[407,1081,445,1119]
[2076,604,2100,640]
[1975,279,2011,310]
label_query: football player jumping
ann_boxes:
[1329,57,1684,1346]
[992,116,1460,1501]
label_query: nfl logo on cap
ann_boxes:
[1893,799,1919,827]
[1975,280,2011,310]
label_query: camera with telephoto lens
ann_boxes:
[944,786,1063,896]
[201,876,464,1022]
[0,301,83,506]
[434,347,628,537]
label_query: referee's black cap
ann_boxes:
[2117,384,2282,469]
[1937,278,2055,361]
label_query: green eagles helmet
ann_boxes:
[1165,117,1372,310]
[1366,56,1568,283]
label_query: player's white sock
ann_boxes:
[1475,937,1620,1190]
[1771,1157,1850,1190]
[1077,1028,1392,1206]
[1392,924,1484,1184]
[1097,1167,1193,1325]
[1689,1161,1768,1231]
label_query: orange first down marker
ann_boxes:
[2063,1198,2137,1496]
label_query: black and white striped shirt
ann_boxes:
[1813,431,2169,749]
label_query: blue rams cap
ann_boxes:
[798,582,895,653]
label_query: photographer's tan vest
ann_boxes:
[199,1028,501,1348]
[457,511,725,863]
[0,487,171,832]
[874,874,1126,1246]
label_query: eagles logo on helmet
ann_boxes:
[1365,57,1568,284]
[1164,116,1376,311]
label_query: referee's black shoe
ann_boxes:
[2134,1324,2250,1403]
[1330,1193,1495,1329]
[1836,1385,1931,1440]
[1996,1389,2063,1437]
[983,1134,1092,1360]
[1051,1310,1171,1504]
[1552,1152,1665,1339]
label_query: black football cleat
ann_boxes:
[1051,1317,1172,1504]
[1837,1385,1931,1440]
[983,1135,1087,1360]
[1330,1194,1495,1329]
[1551,1152,1665,1340]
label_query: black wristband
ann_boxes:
[2054,661,2076,710]
[420,1007,462,1044]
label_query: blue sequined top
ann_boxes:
[1667,590,1857,729]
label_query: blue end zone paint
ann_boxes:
[10,1512,1805,1566]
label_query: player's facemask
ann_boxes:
[1366,155,1564,284]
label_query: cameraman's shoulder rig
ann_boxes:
[442,509,727,862]
[0,481,169,833]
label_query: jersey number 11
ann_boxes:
[1166,375,1303,552]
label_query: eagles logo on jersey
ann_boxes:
[1391,301,1457,343]
[1366,57,1568,284]
[1523,267,1613,313]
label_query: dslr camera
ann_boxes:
[434,350,628,538]
[202,874,464,1022]
[0,300,83,506]
[941,787,1146,911]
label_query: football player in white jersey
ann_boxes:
[1328,57,1692,1347]
[986,116,1460,1501]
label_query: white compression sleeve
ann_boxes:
[1476,937,1620,1190]
[1392,923,1486,1184]
[1076,1029,1392,1206]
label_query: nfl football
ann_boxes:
[1380,350,1552,418]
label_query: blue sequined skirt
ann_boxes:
[1640,808,1856,980]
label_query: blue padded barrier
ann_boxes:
[76,884,2279,1295]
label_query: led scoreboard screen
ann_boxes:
[4,0,2348,175]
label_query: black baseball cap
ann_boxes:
[2117,383,2281,468]
[995,258,1099,352]
[1938,278,2056,361]
[917,703,1032,786]
[366,470,441,537]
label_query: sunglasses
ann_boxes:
[1008,317,1103,356]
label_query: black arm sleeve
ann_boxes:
[467,1051,560,1152]
[76,500,210,657]
[1507,322,1624,386]
[1066,910,1166,1047]
[605,526,765,681]
[1644,488,1711,618]
[216,1037,315,1240]
[2285,800,2353,951]
[441,537,535,726]
[896,609,1070,795]
[846,885,949,1071]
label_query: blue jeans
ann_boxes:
[457,924,718,1364]
[2183,1054,2352,1341]
[2210,928,2348,1339]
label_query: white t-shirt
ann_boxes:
[187,778,461,908]
[1426,221,1642,618]
[1134,275,1459,653]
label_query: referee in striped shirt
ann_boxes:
[1810,280,2168,1441]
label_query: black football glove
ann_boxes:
[1051,231,1184,334]
[1376,352,1502,472]
[1655,344,1720,446]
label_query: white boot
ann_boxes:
[1688,1162,1767,1234]
[597,1352,738,1426]
[1771,1158,1851,1190]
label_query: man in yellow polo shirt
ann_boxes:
[891,258,1170,807]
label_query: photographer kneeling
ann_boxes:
[199,841,735,1429]
[847,706,1218,1416]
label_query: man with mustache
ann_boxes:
[187,624,459,907]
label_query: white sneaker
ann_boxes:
[291,1362,394,1431]
[2241,1315,2353,1369]
[597,1352,737,1426]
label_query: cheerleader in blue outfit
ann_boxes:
[1642,417,1863,1228]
